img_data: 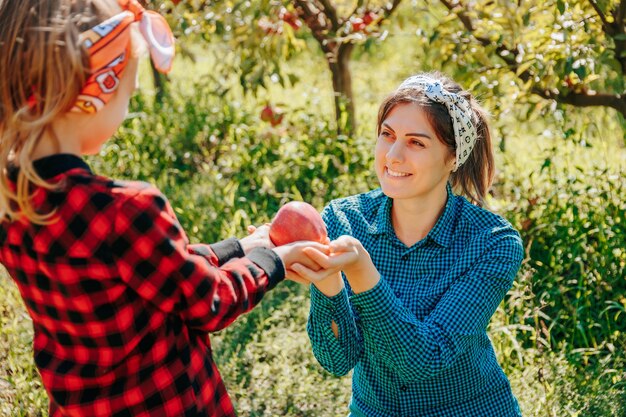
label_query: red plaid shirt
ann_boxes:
[0,154,285,417]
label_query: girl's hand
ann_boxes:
[240,223,273,254]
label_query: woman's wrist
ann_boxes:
[345,267,380,294]
[313,272,344,297]
[344,250,380,294]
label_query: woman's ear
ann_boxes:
[446,150,457,171]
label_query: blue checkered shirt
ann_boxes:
[307,184,524,417]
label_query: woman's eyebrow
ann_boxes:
[406,132,432,140]
[382,123,432,140]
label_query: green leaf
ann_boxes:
[573,65,587,80]
[557,0,565,15]
[429,30,440,44]
[516,60,535,76]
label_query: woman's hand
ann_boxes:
[239,223,273,254]
[272,241,330,285]
[291,235,380,294]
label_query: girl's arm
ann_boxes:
[111,186,319,333]
[187,223,273,267]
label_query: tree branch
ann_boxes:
[532,88,626,117]
[293,0,334,53]
[349,0,402,29]
[439,1,519,67]
[608,0,626,72]
[588,0,610,29]
[615,0,626,25]
[438,0,626,116]
[440,0,473,30]
[380,0,403,22]
[317,0,340,30]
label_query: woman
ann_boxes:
[291,72,524,416]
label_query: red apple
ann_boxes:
[280,10,302,30]
[350,18,366,32]
[261,104,284,126]
[270,112,284,127]
[269,201,328,246]
[362,11,377,25]
[260,105,274,122]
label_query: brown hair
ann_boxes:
[376,71,495,206]
[0,0,118,224]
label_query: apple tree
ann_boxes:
[145,0,404,135]
[426,0,626,131]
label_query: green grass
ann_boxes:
[0,272,47,417]
[3,270,624,416]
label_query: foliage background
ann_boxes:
[1,1,625,416]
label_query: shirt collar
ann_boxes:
[367,192,394,236]
[367,183,457,248]
[427,183,456,248]
[8,153,92,182]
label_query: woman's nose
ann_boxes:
[386,141,404,164]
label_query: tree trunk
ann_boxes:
[328,43,356,136]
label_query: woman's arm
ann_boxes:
[298,230,523,381]
[307,278,364,376]
[347,230,523,381]
[304,204,365,376]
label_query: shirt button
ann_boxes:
[400,385,408,392]
[401,254,409,261]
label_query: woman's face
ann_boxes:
[375,102,455,202]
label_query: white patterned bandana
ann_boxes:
[397,75,477,171]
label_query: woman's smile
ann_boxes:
[385,167,412,178]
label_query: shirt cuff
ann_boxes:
[209,238,245,266]
[310,285,353,339]
[310,284,348,317]
[350,277,405,323]
[247,248,285,290]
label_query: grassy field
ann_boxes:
[1,21,625,417]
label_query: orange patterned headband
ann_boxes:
[26,0,174,113]
[73,0,175,113]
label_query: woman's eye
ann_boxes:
[412,140,425,147]
[381,131,393,138]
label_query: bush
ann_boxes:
[498,165,626,366]
[91,85,376,242]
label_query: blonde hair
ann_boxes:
[0,0,117,224]
[377,72,495,206]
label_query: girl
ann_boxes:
[292,72,524,416]
[0,0,323,415]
